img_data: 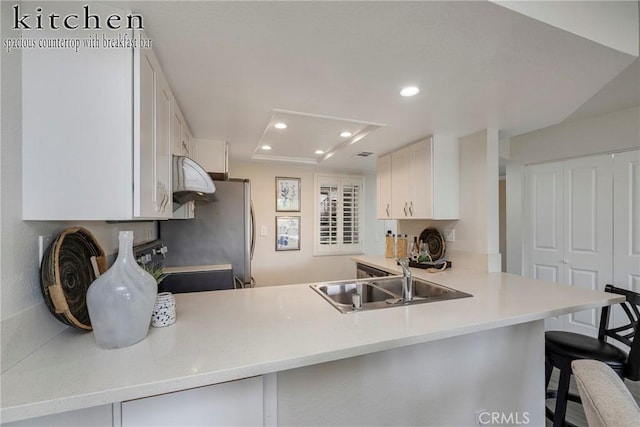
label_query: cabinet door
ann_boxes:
[193,139,228,174]
[391,147,411,218]
[182,125,193,157]
[121,377,263,426]
[155,71,173,218]
[135,48,172,219]
[376,154,392,219]
[171,102,185,156]
[409,139,432,218]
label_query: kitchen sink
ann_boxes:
[310,275,472,314]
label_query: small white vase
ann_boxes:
[87,231,156,349]
[151,292,176,327]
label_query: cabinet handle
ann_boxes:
[404,202,408,216]
[409,201,413,216]
[386,204,390,217]
[163,188,170,212]
[157,183,169,213]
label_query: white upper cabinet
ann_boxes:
[170,99,194,158]
[22,4,176,221]
[135,46,172,219]
[193,139,229,176]
[169,98,196,220]
[376,154,392,219]
[378,136,459,220]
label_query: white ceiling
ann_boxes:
[121,1,638,172]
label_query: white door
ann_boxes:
[524,154,613,335]
[562,155,613,336]
[613,150,640,326]
[524,161,564,331]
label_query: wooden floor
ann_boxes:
[545,368,640,426]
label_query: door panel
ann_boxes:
[567,268,599,332]
[525,162,563,281]
[534,264,559,283]
[613,150,640,328]
[562,155,612,336]
[525,162,564,331]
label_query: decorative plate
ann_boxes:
[40,227,106,330]
[418,227,446,261]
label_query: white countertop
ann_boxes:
[0,257,622,423]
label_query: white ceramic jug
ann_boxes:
[87,231,156,349]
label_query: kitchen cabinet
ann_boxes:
[170,99,196,219]
[121,377,263,426]
[390,146,412,218]
[378,136,458,220]
[170,101,194,158]
[2,405,112,427]
[135,46,173,219]
[21,5,174,221]
[3,378,263,427]
[193,139,229,178]
[376,154,392,218]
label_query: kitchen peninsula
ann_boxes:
[1,259,621,426]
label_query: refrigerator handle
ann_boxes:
[250,200,256,261]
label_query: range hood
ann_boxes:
[172,155,216,204]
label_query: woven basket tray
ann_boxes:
[40,227,107,330]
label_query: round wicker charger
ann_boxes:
[40,227,106,331]
[418,227,446,261]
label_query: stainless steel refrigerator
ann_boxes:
[159,179,255,291]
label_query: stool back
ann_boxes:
[598,285,640,381]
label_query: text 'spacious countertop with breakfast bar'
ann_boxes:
[1,256,622,425]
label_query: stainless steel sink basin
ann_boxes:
[310,275,472,314]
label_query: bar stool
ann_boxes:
[545,284,640,427]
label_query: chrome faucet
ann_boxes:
[397,258,413,302]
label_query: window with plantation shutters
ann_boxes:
[314,174,364,255]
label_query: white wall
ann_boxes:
[506,106,640,275]
[230,161,381,287]
[0,1,156,372]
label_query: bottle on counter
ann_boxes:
[409,236,419,261]
[385,231,394,258]
[396,234,408,258]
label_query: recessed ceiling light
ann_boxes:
[340,131,352,138]
[315,150,324,155]
[274,122,287,129]
[400,86,420,97]
[261,145,272,150]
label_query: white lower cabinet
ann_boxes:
[120,377,263,427]
[2,405,113,427]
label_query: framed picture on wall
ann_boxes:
[276,216,300,251]
[275,177,301,212]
